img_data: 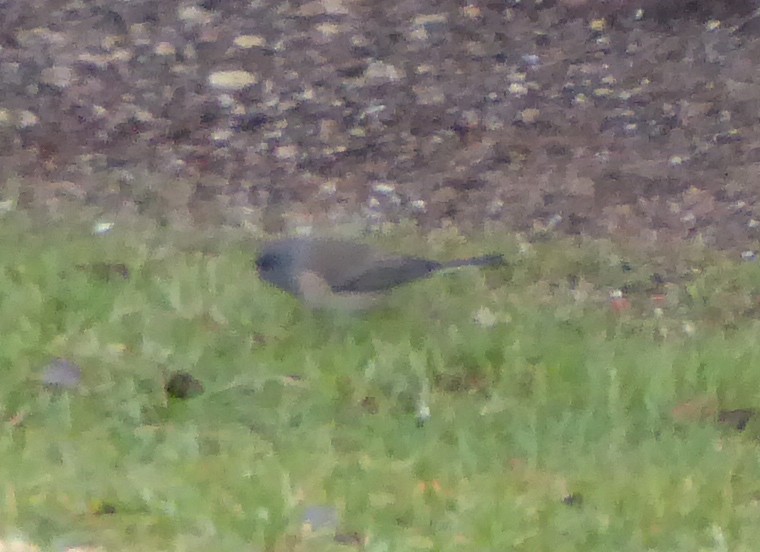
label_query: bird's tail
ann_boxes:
[440,254,505,270]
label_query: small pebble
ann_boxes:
[416,403,431,427]
[92,221,114,235]
[42,358,82,390]
[301,505,339,534]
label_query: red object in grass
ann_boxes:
[609,296,631,313]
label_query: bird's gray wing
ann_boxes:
[440,254,505,269]
[332,257,442,293]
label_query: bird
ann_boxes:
[255,237,504,310]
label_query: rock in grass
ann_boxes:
[301,504,339,534]
[41,358,82,390]
[165,371,204,399]
[717,409,757,431]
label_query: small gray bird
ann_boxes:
[255,237,504,310]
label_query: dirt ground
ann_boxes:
[2,0,760,251]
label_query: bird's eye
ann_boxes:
[255,253,277,271]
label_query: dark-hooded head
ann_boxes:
[255,240,303,296]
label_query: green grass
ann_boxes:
[2,212,760,551]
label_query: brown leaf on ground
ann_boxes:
[671,396,719,423]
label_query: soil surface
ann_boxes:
[2,0,760,251]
